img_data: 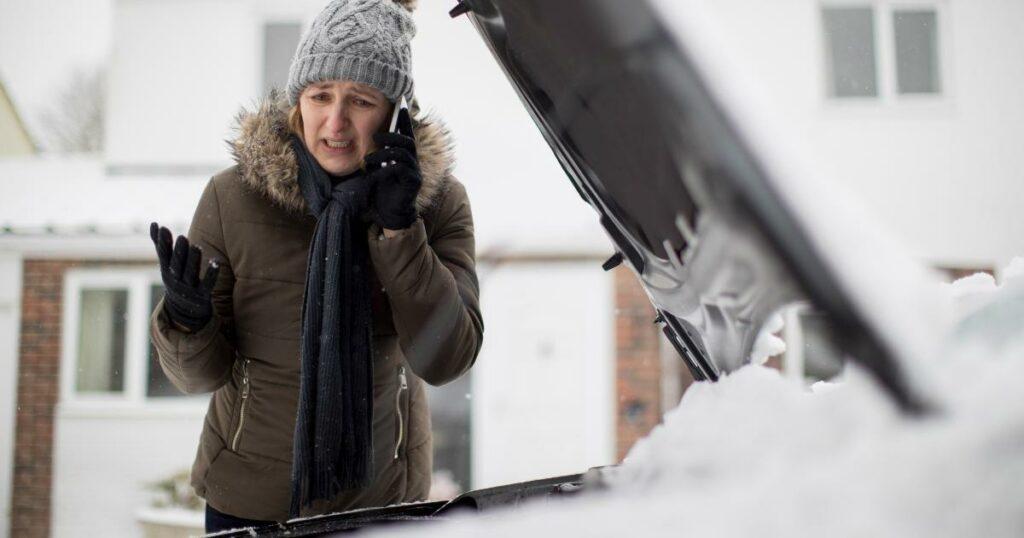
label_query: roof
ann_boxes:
[0,78,34,156]
[0,156,612,260]
[0,157,206,257]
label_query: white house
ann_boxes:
[0,0,1022,537]
[698,0,1024,272]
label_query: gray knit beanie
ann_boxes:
[287,0,417,105]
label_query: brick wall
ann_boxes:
[11,259,148,538]
[613,266,663,461]
[12,260,75,538]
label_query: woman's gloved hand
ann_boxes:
[366,108,422,230]
[149,222,220,332]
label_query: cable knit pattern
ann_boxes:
[288,0,416,104]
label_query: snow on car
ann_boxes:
[371,259,1024,537]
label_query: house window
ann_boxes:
[823,7,879,98]
[263,22,303,94]
[780,303,845,382]
[893,10,941,94]
[425,375,472,496]
[63,269,194,405]
[74,289,128,393]
[822,2,943,100]
[147,283,181,398]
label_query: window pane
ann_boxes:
[894,10,941,94]
[426,375,471,496]
[75,289,128,393]
[799,310,845,381]
[147,284,182,398]
[263,22,303,94]
[823,7,878,97]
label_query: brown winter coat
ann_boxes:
[149,94,483,522]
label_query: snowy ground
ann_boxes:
[371,259,1024,537]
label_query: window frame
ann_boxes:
[60,268,206,414]
[260,18,304,95]
[820,0,951,105]
[256,12,307,96]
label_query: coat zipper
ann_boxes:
[232,359,251,452]
[394,366,408,460]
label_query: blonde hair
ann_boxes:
[288,105,304,139]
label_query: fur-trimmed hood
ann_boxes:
[228,91,455,216]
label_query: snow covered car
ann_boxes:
[212,0,1022,536]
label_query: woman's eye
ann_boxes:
[353,98,373,107]
[311,93,330,102]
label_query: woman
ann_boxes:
[148,0,483,532]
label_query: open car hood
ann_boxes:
[451,0,938,412]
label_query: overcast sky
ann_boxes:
[0,0,113,141]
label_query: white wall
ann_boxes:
[472,262,615,488]
[410,4,610,256]
[106,0,257,167]
[0,253,21,538]
[50,409,205,538]
[103,0,340,170]
[699,0,1024,270]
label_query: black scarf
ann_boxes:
[289,136,375,518]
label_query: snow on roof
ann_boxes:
[0,156,206,237]
[0,155,612,259]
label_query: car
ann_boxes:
[212,0,1007,535]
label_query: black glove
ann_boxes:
[366,108,422,230]
[150,222,220,332]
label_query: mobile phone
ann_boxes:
[388,96,408,134]
[380,96,409,169]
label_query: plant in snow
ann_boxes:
[146,469,203,511]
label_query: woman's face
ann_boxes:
[298,81,392,176]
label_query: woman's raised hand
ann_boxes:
[149,222,220,332]
[366,108,422,231]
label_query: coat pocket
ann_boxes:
[393,366,409,460]
[230,358,252,452]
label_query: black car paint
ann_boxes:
[459,0,927,413]
[211,473,586,536]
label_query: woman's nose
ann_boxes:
[326,104,350,133]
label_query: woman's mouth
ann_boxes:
[322,138,354,154]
